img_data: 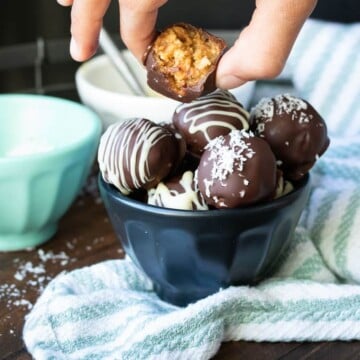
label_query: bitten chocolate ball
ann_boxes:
[197,130,277,208]
[147,170,208,210]
[249,94,330,180]
[144,23,226,102]
[173,90,249,157]
[98,118,180,195]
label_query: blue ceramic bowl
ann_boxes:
[0,94,101,251]
[99,174,310,306]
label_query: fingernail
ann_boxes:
[57,0,73,6]
[70,37,82,61]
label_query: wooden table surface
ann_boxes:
[1,172,360,360]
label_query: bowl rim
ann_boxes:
[75,54,254,107]
[75,54,180,104]
[0,94,101,164]
[99,173,310,218]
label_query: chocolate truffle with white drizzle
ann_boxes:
[98,118,180,195]
[173,90,249,157]
[147,170,208,210]
[249,94,330,180]
[197,129,277,208]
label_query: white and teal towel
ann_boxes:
[284,19,360,136]
[24,19,360,360]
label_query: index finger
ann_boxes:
[69,0,111,61]
[119,0,168,62]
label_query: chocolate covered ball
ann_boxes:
[249,94,330,180]
[98,118,180,195]
[197,130,277,208]
[144,23,226,102]
[160,121,187,172]
[147,170,208,210]
[173,89,249,156]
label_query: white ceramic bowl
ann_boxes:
[75,51,256,130]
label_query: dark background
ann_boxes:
[0,0,358,96]
[1,0,359,45]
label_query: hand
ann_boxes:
[57,0,317,89]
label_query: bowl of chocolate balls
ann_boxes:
[98,24,330,307]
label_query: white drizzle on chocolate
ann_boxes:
[98,118,172,195]
[175,90,249,141]
[147,171,208,210]
[275,175,294,199]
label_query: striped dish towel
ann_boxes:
[23,135,360,359]
[284,19,360,137]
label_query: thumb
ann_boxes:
[216,0,317,89]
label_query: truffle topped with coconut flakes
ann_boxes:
[197,129,277,208]
[249,94,330,181]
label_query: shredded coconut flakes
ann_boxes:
[251,97,274,119]
[205,130,255,190]
[0,249,75,314]
[253,94,313,126]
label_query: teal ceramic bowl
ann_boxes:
[0,94,101,251]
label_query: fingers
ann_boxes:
[118,0,168,62]
[216,0,317,89]
[69,0,111,61]
[57,0,166,62]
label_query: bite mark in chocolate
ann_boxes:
[144,23,226,102]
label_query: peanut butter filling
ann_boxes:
[152,25,223,96]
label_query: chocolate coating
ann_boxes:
[173,90,249,157]
[176,152,201,174]
[249,94,330,180]
[98,118,180,195]
[147,170,208,210]
[161,122,187,173]
[197,130,277,208]
[144,23,226,102]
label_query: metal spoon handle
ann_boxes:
[99,28,146,96]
